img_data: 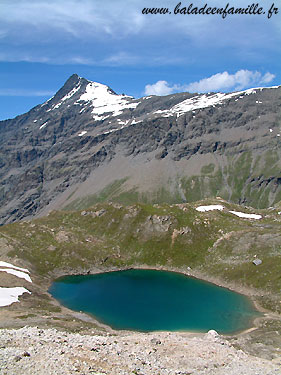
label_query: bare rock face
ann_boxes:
[171,227,191,245]
[0,75,280,224]
[143,215,173,233]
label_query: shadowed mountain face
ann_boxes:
[0,74,280,224]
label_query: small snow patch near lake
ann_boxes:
[0,287,31,307]
[229,211,262,220]
[0,269,32,283]
[0,261,30,273]
[196,205,224,212]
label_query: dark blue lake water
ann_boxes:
[49,269,261,333]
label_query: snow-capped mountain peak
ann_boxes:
[42,74,138,121]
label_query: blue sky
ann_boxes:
[0,0,280,120]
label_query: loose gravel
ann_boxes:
[0,327,280,374]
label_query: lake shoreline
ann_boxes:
[1,262,280,373]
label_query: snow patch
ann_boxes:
[172,92,241,115]
[39,122,48,129]
[154,110,174,117]
[41,96,54,108]
[153,86,278,117]
[103,128,118,135]
[131,119,142,125]
[0,269,32,283]
[154,92,240,117]
[96,120,137,137]
[0,261,30,273]
[229,211,262,220]
[79,107,87,114]
[77,82,139,121]
[78,131,87,137]
[0,287,31,307]
[52,84,81,110]
[196,205,224,212]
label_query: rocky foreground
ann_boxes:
[0,326,280,375]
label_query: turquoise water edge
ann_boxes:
[49,269,261,333]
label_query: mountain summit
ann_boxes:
[0,75,280,224]
[41,74,137,122]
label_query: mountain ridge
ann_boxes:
[0,75,280,224]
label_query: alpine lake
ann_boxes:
[49,269,261,333]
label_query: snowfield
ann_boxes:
[229,211,262,220]
[196,205,225,212]
[78,82,139,121]
[0,268,32,283]
[0,287,31,307]
[0,261,30,273]
[195,206,262,220]
[0,261,32,306]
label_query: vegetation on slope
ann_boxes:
[63,150,281,213]
[1,199,280,314]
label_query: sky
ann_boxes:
[0,0,280,120]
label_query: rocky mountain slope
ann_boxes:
[0,74,280,224]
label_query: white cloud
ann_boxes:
[1,0,279,46]
[0,52,50,63]
[260,72,276,84]
[0,51,96,65]
[0,89,54,97]
[103,52,139,66]
[186,70,276,92]
[0,50,184,67]
[145,70,276,95]
[145,81,177,96]
[0,0,146,40]
[0,0,280,68]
